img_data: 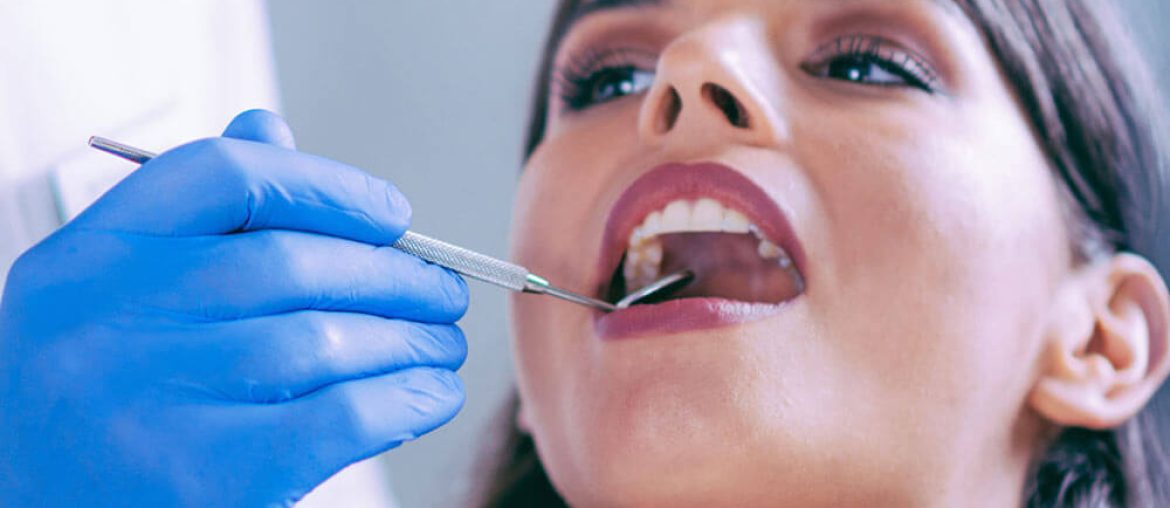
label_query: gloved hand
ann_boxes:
[0,110,469,507]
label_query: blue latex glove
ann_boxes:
[0,110,469,507]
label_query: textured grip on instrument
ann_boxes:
[392,231,530,291]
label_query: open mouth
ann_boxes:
[603,200,805,305]
[597,162,807,316]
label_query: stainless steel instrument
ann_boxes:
[88,136,690,312]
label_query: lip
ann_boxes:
[596,298,792,339]
[593,161,807,340]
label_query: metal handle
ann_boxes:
[392,231,531,291]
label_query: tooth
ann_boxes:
[637,257,661,288]
[748,223,765,241]
[776,248,794,269]
[637,239,664,286]
[691,198,724,232]
[644,240,663,265]
[721,209,750,234]
[643,211,663,237]
[661,200,691,233]
[789,266,806,293]
[757,239,783,259]
[629,225,645,247]
[622,237,664,293]
[623,249,642,283]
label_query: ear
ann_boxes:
[1029,253,1170,429]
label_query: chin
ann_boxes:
[521,320,832,507]
[539,427,909,508]
[540,428,774,508]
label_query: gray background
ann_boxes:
[266,2,1170,506]
[268,3,555,506]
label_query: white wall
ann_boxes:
[265,2,1170,506]
[0,0,279,290]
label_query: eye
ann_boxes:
[573,66,655,109]
[554,48,657,111]
[823,55,919,86]
[803,35,938,93]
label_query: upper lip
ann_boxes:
[595,161,807,301]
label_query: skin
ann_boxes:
[507,0,1170,506]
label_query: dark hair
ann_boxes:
[476,1,1170,506]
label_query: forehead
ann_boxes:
[570,0,664,20]
[568,0,964,27]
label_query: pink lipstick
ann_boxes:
[593,161,806,340]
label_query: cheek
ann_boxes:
[797,94,1070,435]
[511,107,644,287]
[507,106,644,467]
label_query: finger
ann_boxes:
[154,368,462,503]
[278,367,464,484]
[222,109,298,149]
[143,230,468,322]
[188,311,467,403]
[71,137,410,246]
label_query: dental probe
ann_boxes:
[87,136,686,313]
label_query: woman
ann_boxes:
[481,0,1170,506]
[1,0,1167,507]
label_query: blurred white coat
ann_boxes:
[0,1,396,506]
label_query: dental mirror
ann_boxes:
[615,270,695,309]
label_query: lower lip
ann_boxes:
[594,298,790,340]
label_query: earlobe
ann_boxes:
[1029,253,1170,429]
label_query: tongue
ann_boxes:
[656,232,802,304]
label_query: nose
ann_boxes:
[638,16,789,152]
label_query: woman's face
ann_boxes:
[510,0,1069,505]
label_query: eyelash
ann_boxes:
[553,47,658,112]
[553,34,940,112]
[802,35,939,93]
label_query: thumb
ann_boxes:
[222,109,297,149]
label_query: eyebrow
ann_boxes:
[566,0,666,29]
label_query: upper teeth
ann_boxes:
[623,198,795,291]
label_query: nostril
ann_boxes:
[652,87,683,134]
[664,88,682,131]
[702,83,750,129]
